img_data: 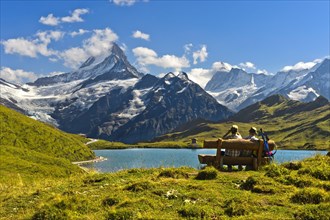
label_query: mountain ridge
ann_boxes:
[206,58,329,111]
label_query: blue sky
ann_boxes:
[1,0,329,86]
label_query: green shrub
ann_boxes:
[265,164,290,178]
[83,175,108,184]
[31,205,68,220]
[298,168,330,181]
[158,169,189,179]
[322,184,330,191]
[251,185,275,194]
[107,209,135,220]
[283,175,313,188]
[240,176,257,190]
[178,205,206,218]
[283,162,302,170]
[294,204,330,220]
[125,181,154,192]
[196,167,218,180]
[291,189,326,204]
[103,197,119,207]
[223,198,250,217]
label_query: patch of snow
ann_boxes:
[118,88,148,119]
[177,86,188,94]
[288,86,319,100]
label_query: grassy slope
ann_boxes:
[0,105,95,182]
[0,105,95,161]
[154,97,330,150]
[0,145,83,181]
[0,155,329,219]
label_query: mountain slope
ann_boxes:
[156,95,330,149]
[109,72,233,143]
[230,94,329,122]
[205,68,269,111]
[0,105,94,161]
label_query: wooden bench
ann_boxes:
[198,139,276,170]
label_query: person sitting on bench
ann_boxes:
[222,125,242,171]
[241,127,259,157]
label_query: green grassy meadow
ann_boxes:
[1,155,329,219]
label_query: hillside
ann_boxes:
[0,105,94,161]
[156,95,330,150]
[0,105,95,179]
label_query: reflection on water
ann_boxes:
[84,149,327,173]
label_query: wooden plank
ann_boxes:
[203,140,219,148]
[222,157,254,165]
[198,154,216,164]
[204,139,276,151]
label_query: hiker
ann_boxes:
[241,127,259,170]
[241,127,259,157]
[222,125,242,171]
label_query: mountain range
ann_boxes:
[0,43,232,143]
[205,59,329,111]
[0,43,329,143]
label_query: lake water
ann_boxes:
[85,149,328,173]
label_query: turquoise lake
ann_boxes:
[85,149,328,172]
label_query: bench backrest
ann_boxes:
[204,139,276,151]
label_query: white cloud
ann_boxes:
[132,46,190,70]
[111,0,137,6]
[39,14,60,26]
[132,30,150,41]
[61,8,89,23]
[83,28,118,57]
[281,61,318,72]
[48,71,65,77]
[2,27,118,69]
[212,61,232,72]
[1,30,64,58]
[60,27,119,68]
[60,47,89,69]
[192,45,208,64]
[257,69,269,74]
[0,67,38,84]
[239,61,256,70]
[39,8,89,26]
[187,68,213,88]
[133,47,157,57]
[187,61,233,88]
[184,43,193,54]
[70,29,89,37]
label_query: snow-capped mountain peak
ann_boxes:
[205,58,330,111]
[31,43,143,87]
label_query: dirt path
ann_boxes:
[72,156,107,165]
[86,138,98,145]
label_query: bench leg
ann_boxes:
[219,157,224,170]
[253,158,258,170]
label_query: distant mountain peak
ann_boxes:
[177,72,189,81]
[111,43,125,58]
[164,72,176,79]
